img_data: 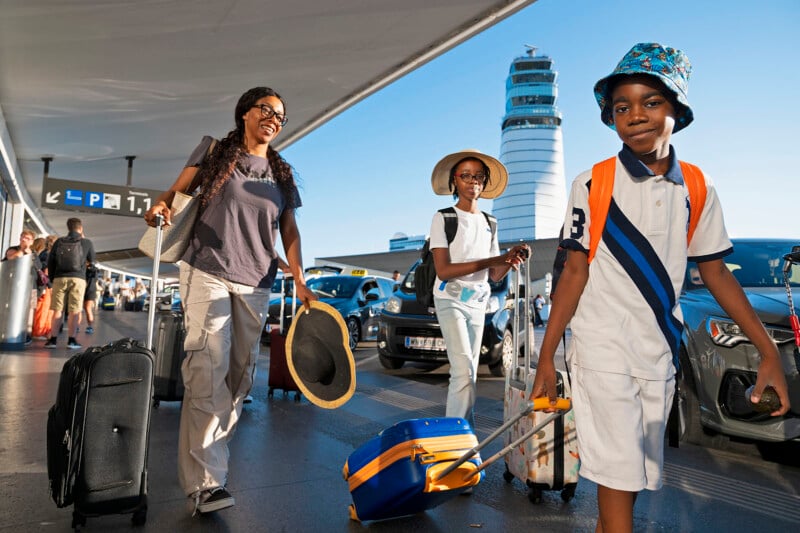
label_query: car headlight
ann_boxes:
[385,296,402,314]
[707,318,794,348]
[486,295,500,314]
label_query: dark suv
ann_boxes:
[377,261,530,377]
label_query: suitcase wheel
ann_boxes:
[293,392,301,403]
[153,399,161,408]
[268,388,274,399]
[561,483,577,503]
[527,486,543,504]
[132,507,147,526]
[502,465,515,483]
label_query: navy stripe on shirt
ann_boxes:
[603,199,683,368]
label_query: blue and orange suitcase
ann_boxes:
[342,417,483,522]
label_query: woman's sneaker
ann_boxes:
[194,487,235,515]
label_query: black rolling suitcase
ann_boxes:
[47,338,154,529]
[47,215,168,529]
[152,310,186,406]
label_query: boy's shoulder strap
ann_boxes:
[678,161,707,245]
[588,158,709,263]
[438,207,458,244]
[588,156,617,263]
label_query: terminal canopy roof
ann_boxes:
[0,0,535,276]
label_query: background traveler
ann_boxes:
[44,218,96,350]
[79,262,99,333]
[533,293,545,327]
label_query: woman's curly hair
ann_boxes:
[196,87,297,209]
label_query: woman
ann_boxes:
[144,87,315,515]
[428,150,529,425]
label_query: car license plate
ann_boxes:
[404,336,446,351]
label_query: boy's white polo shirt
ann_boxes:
[561,145,732,380]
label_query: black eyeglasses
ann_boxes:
[251,104,287,127]
[457,172,487,184]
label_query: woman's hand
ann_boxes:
[293,281,318,311]
[144,201,171,227]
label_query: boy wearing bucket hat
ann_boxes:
[532,43,789,532]
[428,150,529,426]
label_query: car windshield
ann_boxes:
[307,276,361,298]
[685,241,800,289]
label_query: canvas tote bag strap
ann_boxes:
[186,138,218,196]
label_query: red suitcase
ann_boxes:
[268,278,301,401]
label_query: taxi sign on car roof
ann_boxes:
[350,269,368,276]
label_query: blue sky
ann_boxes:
[283,0,798,267]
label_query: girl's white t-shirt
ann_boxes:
[428,206,499,309]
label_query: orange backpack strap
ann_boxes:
[678,161,707,245]
[588,157,617,263]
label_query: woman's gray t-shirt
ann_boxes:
[180,136,301,289]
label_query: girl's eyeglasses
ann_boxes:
[457,172,487,185]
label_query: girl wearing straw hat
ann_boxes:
[428,150,529,425]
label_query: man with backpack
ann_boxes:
[427,150,529,426]
[45,218,96,349]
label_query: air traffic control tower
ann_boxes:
[493,46,566,242]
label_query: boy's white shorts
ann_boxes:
[571,364,675,492]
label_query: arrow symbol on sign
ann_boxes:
[45,191,61,204]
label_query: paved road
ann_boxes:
[2,312,799,532]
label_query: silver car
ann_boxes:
[677,239,800,444]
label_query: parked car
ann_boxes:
[377,260,532,377]
[677,238,800,444]
[264,274,395,351]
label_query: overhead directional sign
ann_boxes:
[41,177,165,218]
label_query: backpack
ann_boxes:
[54,237,85,275]
[550,157,707,298]
[415,207,497,307]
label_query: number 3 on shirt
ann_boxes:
[569,207,586,240]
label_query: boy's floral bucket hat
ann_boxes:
[594,42,693,133]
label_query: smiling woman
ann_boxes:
[142,86,318,516]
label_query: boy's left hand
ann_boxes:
[751,355,790,416]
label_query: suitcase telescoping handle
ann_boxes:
[432,398,571,482]
[277,276,297,335]
[145,214,165,350]
[511,253,534,378]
